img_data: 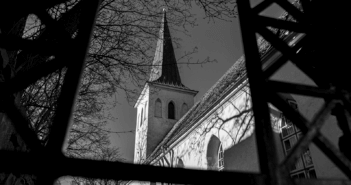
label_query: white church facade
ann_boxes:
[129,10,347,185]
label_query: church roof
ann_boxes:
[163,56,247,141]
[149,10,188,88]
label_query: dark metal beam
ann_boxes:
[45,0,101,154]
[0,35,58,53]
[257,16,306,33]
[0,151,264,185]
[0,56,68,97]
[253,0,273,15]
[1,98,43,151]
[274,0,305,23]
[237,0,286,184]
[266,80,336,98]
[257,26,328,87]
[295,178,351,185]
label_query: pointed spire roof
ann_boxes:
[149,9,186,88]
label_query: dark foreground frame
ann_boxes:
[1,0,351,184]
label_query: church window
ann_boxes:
[280,98,316,178]
[206,135,224,171]
[155,99,162,118]
[177,158,184,168]
[181,103,188,117]
[140,109,143,126]
[144,102,148,118]
[218,143,224,171]
[168,101,175,119]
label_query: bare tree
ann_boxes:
[70,147,123,185]
[1,0,237,184]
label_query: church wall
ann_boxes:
[148,61,346,181]
[146,84,195,158]
[134,85,150,163]
[223,133,259,172]
[153,85,269,173]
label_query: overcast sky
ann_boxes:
[107,1,285,163]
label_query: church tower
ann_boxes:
[134,10,198,163]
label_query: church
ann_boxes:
[128,10,347,185]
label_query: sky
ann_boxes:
[107,1,285,163]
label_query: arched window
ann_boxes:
[218,143,224,171]
[176,158,184,168]
[155,99,162,118]
[144,102,148,118]
[168,101,175,119]
[181,103,188,117]
[206,135,224,171]
[140,109,143,126]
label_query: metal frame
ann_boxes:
[1,0,351,185]
[237,0,351,184]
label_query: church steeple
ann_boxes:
[133,9,198,163]
[149,9,185,87]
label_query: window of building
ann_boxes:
[181,103,188,117]
[291,171,306,179]
[155,99,162,118]
[218,143,224,171]
[168,101,175,119]
[144,101,148,119]
[307,169,317,178]
[206,135,224,171]
[140,109,143,126]
[281,117,295,138]
[177,158,184,168]
[280,98,316,178]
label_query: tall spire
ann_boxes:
[149,9,185,87]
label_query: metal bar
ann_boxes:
[0,150,264,185]
[257,27,300,62]
[281,100,335,172]
[252,0,273,14]
[257,16,306,32]
[0,35,58,53]
[1,98,43,151]
[299,0,311,15]
[266,80,336,98]
[257,26,324,86]
[45,0,101,154]
[314,134,351,179]
[295,178,351,185]
[274,0,305,23]
[237,0,283,184]
[262,34,307,78]
[0,55,70,97]
[262,33,331,88]
[0,1,68,30]
[35,9,72,41]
